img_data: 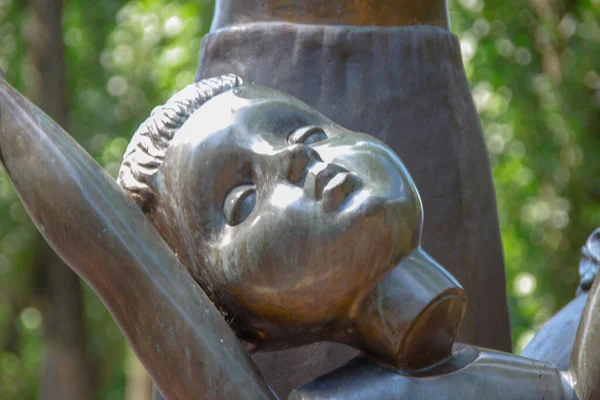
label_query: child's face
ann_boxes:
[152,85,424,344]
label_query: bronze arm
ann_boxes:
[570,258,600,399]
[293,234,600,400]
[0,78,276,400]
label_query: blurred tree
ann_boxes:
[24,0,93,399]
[0,2,52,399]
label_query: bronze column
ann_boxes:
[195,0,511,395]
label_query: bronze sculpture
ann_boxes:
[1,74,599,399]
[0,0,597,398]
[209,0,450,29]
[116,76,465,367]
[293,233,600,399]
[198,1,512,393]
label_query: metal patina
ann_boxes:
[210,0,450,30]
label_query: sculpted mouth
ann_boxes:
[306,163,363,209]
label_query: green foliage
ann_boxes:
[0,0,598,397]
[450,0,600,351]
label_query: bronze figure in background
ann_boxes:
[520,228,600,369]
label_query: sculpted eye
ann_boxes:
[223,184,257,226]
[288,126,327,146]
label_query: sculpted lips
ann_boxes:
[305,162,362,209]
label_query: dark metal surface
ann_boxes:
[520,294,587,371]
[210,0,450,31]
[291,345,576,400]
[569,229,600,398]
[578,228,600,293]
[196,21,511,395]
[570,256,600,399]
[0,78,276,400]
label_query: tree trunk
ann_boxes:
[24,1,93,399]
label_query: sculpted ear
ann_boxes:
[117,73,245,213]
[117,162,157,213]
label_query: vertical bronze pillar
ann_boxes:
[196,0,511,395]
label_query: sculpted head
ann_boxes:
[118,75,464,367]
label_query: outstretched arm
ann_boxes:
[521,228,600,370]
[0,78,276,400]
[570,252,600,399]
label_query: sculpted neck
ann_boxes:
[347,247,466,369]
[211,0,450,31]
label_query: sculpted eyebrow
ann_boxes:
[260,106,315,136]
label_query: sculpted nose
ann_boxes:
[282,143,321,184]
